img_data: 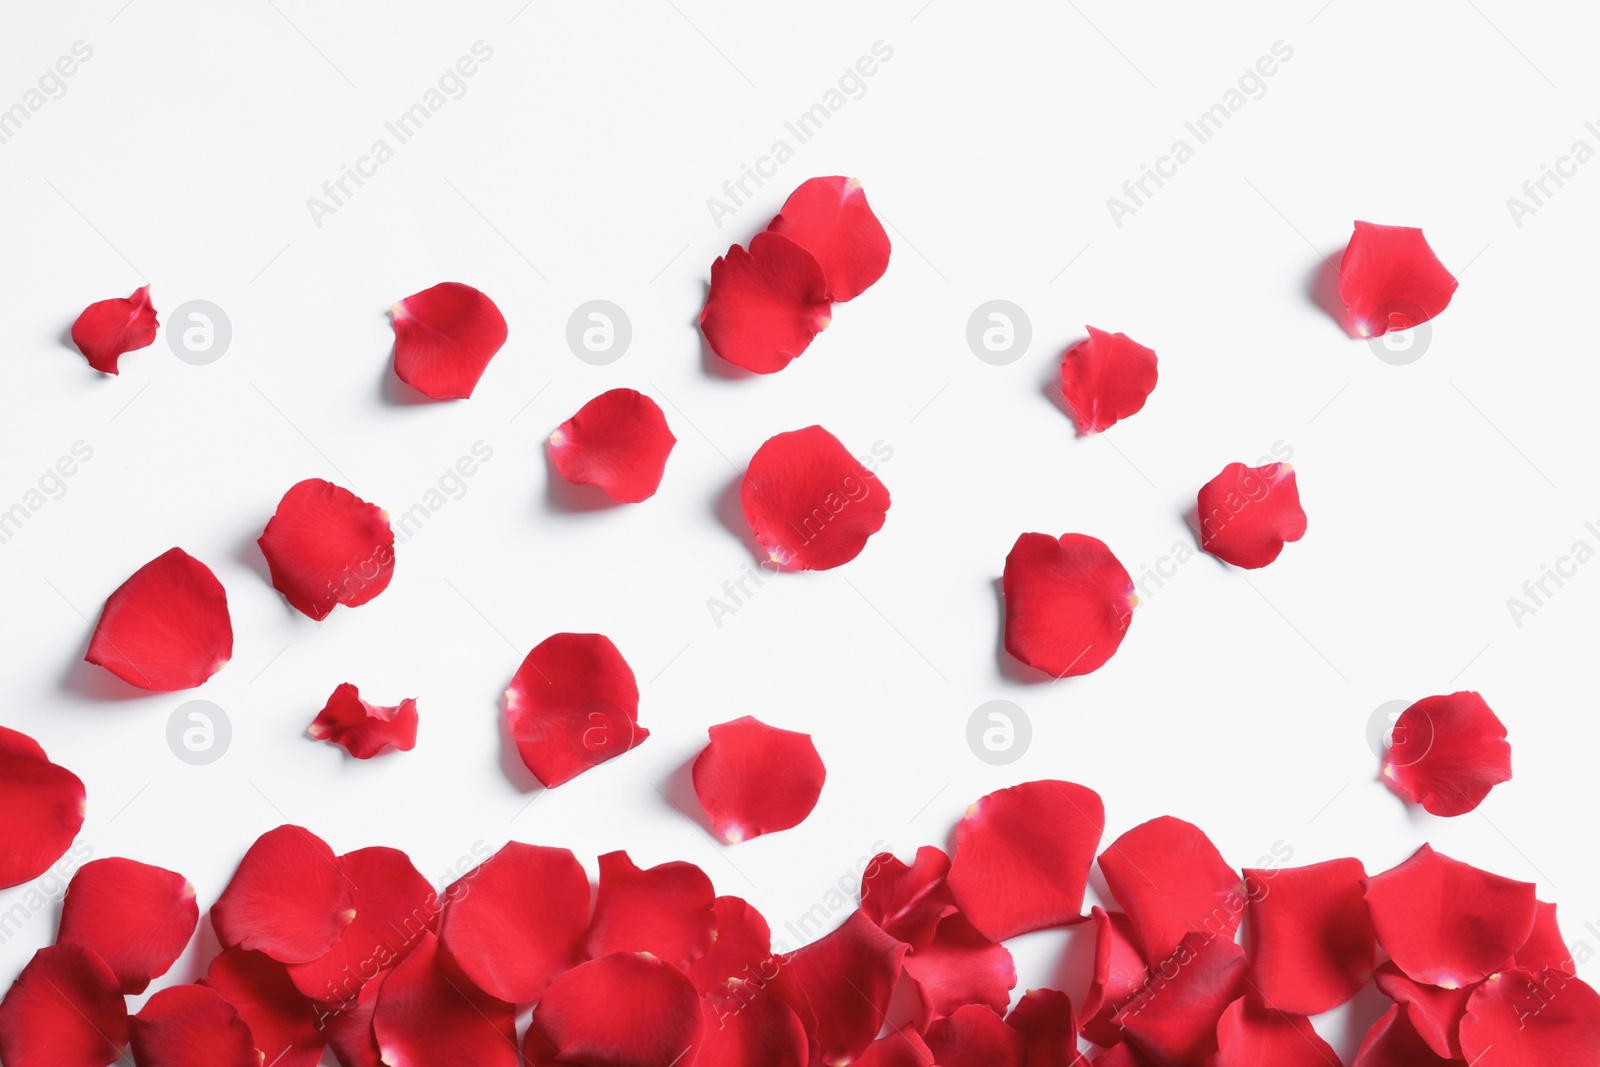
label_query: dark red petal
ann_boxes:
[259,479,395,621]
[1382,690,1512,816]
[1112,933,1247,1067]
[925,1004,1025,1067]
[549,388,677,503]
[287,846,438,1004]
[0,726,86,889]
[700,231,832,374]
[1080,907,1149,1048]
[904,912,1016,1026]
[688,896,773,994]
[1351,1004,1456,1067]
[504,631,647,787]
[784,910,909,1066]
[765,176,891,302]
[1371,962,1471,1058]
[854,1029,939,1067]
[71,285,157,374]
[692,715,826,843]
[129,984,258,1067]
[1057,327,1158,435]
[1098,816,1242,963]
[371,931,517,1067]
[210,825,356,964]
[587,850,716,968]
[436,841,588,1003]
[1196,462,1306,569]
[205,948,323,1067]
[740,425,891,570]
[696,982,808,1067]
[0,944,127,1067]
[57,857,197,994]
[1002,533,1136,678]
[948,780,1104,941]
[1364,843,1537,988]
[316,967,388,1067]
[859,845,957,952]
[1208,997,1339,1067]
[85,547,232,691]
[1460,968,1600,1067]
[529,952,703,1067]
[1091,1044,1156,1067]
[1242,856,1374,1014]
[307,684,418,759]
[391,282,508,399]
[1517,900,1577,978]
[1004,987,1081,1067]
[1338,220,1458,338]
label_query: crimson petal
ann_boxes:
[1382,690,1512,816]
[904,912,1016,1026]
[1208,997,1339,1067]
[1098,816,1242,963]
[371,931,517,1067]
[549,388,677,503]
[259,479,395,620]
[129,984,258,1067]
[587,850,716,968]
[1196,462,1305,569]
[1080,907,1148,1048]
[859,845,957,953]
[71,285,157,374]
[1111,933,1247,1067]
[693,715,825,843]
[0,726,86,889]
[307,684,418,759]
[925,1004,1025,1067]
[700,231,832,374]
[85,547,232,691]
[741,425,890,570]
[1002,533,1136,678]
[688,896,773,993]
[391,282,508,399]
[782,910,908,1066]
[316,967,387,1067]
[210,825,356,964]
[1242,856,1374,1015]
[766,176,891,302]
[0,944,128,1067]
[206,948,323,1067]
[1351,1004,1456,1067]
[855,1030,939,1067]
[1516,900,1577,977]
[1057,327,1158,435]
[1338,220,1458,338]
[504,631,647,787]
[1004,987,1082,1067]
[696,982,809,1067]
[1460,967,1600,1067]
[58,857,197,993]
[528,952,703,1067]
[1371,962,1471,1058]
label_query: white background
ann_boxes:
[2,0,1597,1060]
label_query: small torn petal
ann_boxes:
[391,282,508,399]
[549,388,676,503]
[1382,690,1511,816]
[307,684,418,759]
[766,176,891,302]
[700,231,832,374]
[1002,532,1136,678]
[85,547,233,691]
[741,425,891,570]
[692,715,825,843]
[72,285,158,374]
[58,857,198,994]
[504,632,647,787]
[0,726,86,890]
[259,479,395,621]
[1338,221,1458,338]
[1196,462,1305,569]
[1058,327,1158,435]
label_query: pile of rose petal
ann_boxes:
[4,777,1591,1067]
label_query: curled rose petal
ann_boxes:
[765,176,891,302]
[948,780,1104,941]
[700,231,832,374]
[696,981,808,1067]
[71,285,158,374]
[259,479,395,620]
[1057,327,1158,435]
[1098,816,1243,963]
[1351,1004,1456,1067]
[390,282,508,399]
[1080,907,1148,1048]
[57,857,198,994]
[741,425,890,570]
[1337,221,1457,338]
[924,1004,1025,1067]
[687,896,772,993]
[436,841,588,1003]
[1242,857,1375,1015]
[692,715,825,843]
[307,684,418,759]
[1002,533,1136,678]
[372,932,517,1067]
[85,547,232,691]
[0,944,128,1067]
[528,952,703,1067]
[1517,900,1577,977]
[129,984,258,1067]
[549,388,676,503]
[781,910,908,1066]
[1209,997,1339,1067]
[1196,462,1305,569]
[903,913,1017,1026]
[1382,690,1512,816]
[210,825,356,965]
[0,726,86,890]
[1004,987,1079,1067]
[504,631,647,787]
[859,845,957,952]
[1364,843,1536,988]
[206,948,323,1067]
[1460,967,1600,1067]
[1371,962,1472,1058]
[587,850,716,969]
[1112,933,1247,1067]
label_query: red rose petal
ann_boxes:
[71,285,158,374]
[1004,987,1081,1067]
[1098,816,1243,963]
[1057,327,1159,435]
[696,981,809,1067]
[1242,856,1375,1015]
[1002,533,1136,678]
[436,841,588,1003]
[85,547,232,691]
[1351,1004,1456,1067]
[0,944,128,1067]
[1208,997,1339,1067]
[205,948,323,1067]
[390,282,507,399]
[1196,462,1306,569]
[1460,967,1600,1067]
[1517,900,1577,977]
[904,912,1017,1026]
[1382,690,1512,816]
[765,176,891,302]
[129,984,258,1067]
[859,845,958,953]
[307,684,418,759]
[504,631,647,787]
[688,896,773,993]
[740,425,890,570]
[1092,1044,1156,1067]
[1364,843,1537,988]
[925,1004,1025,1067]
[549,388,677,503]
[210,825,356,965]
[692,715,826,843]
[782,910,909,1066]
[57,857,197,994]
[700,231,832,374]
[316,967,387,1067]
[528,952,703,1067]
[948,780,1104,941]
[587,850,716,969]
[1111,933,1247,1067]
[0,726,86,889]
[1080,907,1149,1048]
[854,1029,939,1067]
[287,846,438,1004]
[1371,961,1471,1058]
[259,479,395,621]
[371,931,517,1067]
[1338,221,1458,338]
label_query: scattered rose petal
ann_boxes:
[687,896,772,993]
[57,857,197,994]
[1002,533,1136,678]
[390,282,507,399]
[1209,997,1340,1067]
[587,850,716,969]
[205,948,323,1067]
[700,231,832,374]
[781,910,908,1066]
[1057,327,1158,435]
[1382,690,1512,816]
[1242,856,1374,1015]
[85,547,232,691]
[307,684,418,759]
[259,479,395,621]
[1196,462,1305,569]
[1005,987,1080,1067]
[740,425,890,570]
[903,912,1017,1026]
[0,944,128,1067]
[766,176,891,302]
[696,981,809,1067]
[1112,933,1247,1067]
[0,726,86,890]
[1460,967,1600,1067]
[1351,1004,1456,1067]
[129,984,259,1067]
[1098,815,1242,963]
[1080,907,1148,1048]
[692,715,825,843]
[210,825,356,965]
[549,388,676,503]
[528,952,703,1067]
[1092,1044,1156,1067]
[1371,961,1472,1058]
[1338,221,1458,338]
[925,1004,1025,1067]
[372,932,517,1067]
[504,631,647,787]
[1516,900,1577,978]
[72,285,158,374]
[317,966,387,1067]
[859,845,957,953]
[855,1030,939,1067]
